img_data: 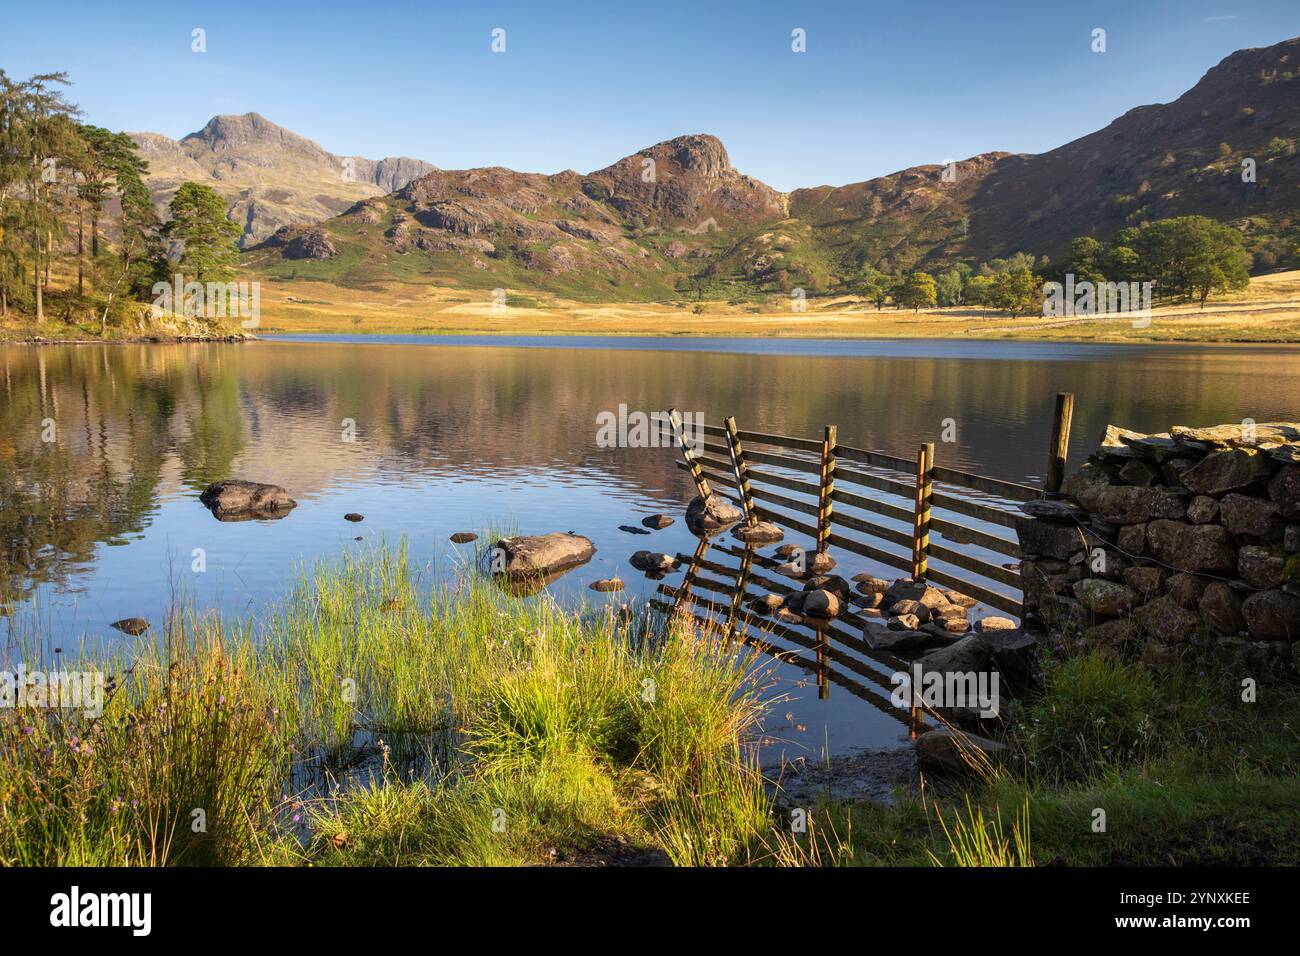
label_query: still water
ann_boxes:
[3,335,1299,759]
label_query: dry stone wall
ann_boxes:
[1015,422,1300,674]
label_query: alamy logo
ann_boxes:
[1042,274,1153,329]
[890,665,1000,718]
[596,405,702,449]
[1,666,103,717]
[50,886,151,936]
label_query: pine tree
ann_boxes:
[164,181,241,284]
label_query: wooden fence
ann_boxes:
[664,393,1077,618]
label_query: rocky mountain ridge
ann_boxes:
[131,112,436,247]
[235,36,1300,296]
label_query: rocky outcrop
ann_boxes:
[583,134,785,228]
[1017,420,1300,669]
[265,226,337,260]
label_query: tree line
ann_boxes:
[0,71,241,333]
[856,215,1253,316]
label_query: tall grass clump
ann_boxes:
[3,542,778,866]
[0,616,290,866]
[928,793,1033,867]
[1009,649,1175,783]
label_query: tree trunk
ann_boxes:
[33,244,43,323]
[78,209,84,297]
[91,212,99,258]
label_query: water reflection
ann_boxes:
[2,337,1297,753]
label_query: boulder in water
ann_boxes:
[732,519,784,544]
[200,480,296,521]
[685,494,742,535]
[492,532,596,593]
[630,551,676,573]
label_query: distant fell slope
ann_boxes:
[131,112,436,247]
[963,35,1300,263]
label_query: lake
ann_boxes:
[4,334,1299,762]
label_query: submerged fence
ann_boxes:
[649,394,1075,729]
[664,393,1076,618]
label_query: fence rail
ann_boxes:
[651,538,929,732]
[664,393,1076,619]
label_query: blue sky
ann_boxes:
[3,0,1297,190]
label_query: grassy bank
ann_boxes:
[2,546,1297,866]
[0,545,771,866]
[245,269,1300,344]
[9,270,1300,344]
[780,651,1300,866]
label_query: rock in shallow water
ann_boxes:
[449,532,478,543]
[732,520,784,544]
[200,479,296,521]
[684,494,742,535]
[629,550,676,573]
[801,589,841,618]
[493,532,595,580]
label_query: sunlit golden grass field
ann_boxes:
[249,269,1300,343]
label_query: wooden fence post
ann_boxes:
[669,407,712,499]
[726,544,754,639]
[911,441,934,581]
[817,425,837,553]
[674,536,711,618]
[815,624,830,700]
[1044,391,1075,497]
[723,416,755,522]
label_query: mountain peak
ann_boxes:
[596,133,735,182]
[578,132,782,227]
[183,112,320,153]
[644,133,733,179]
[136,114,436,247]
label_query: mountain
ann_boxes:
[245,36,1300,299]
[130,113,436,247]
[958,35,1300,266]
[246,133,793,300]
